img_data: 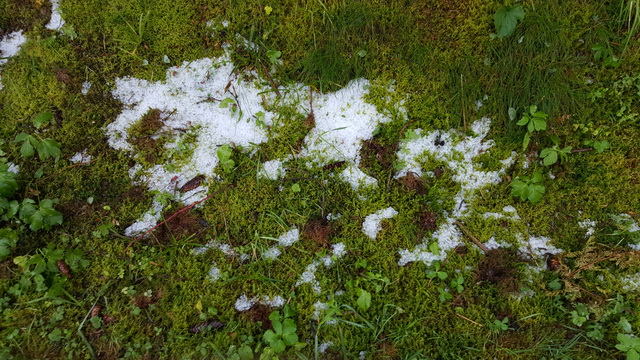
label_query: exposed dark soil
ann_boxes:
[398,172,427,194]
[361,139,395,172]
[151,209,203,244]
[303,218,334,249]
[415,208,438,242]
[475,248,522,293]
[245,304,272,330]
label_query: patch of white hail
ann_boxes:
[362,207,398,239]
[108,55,280,236]
[70,150,92,163]
[45,0,65,31]
[109,51,400,236]
[296,243,347,294]
[234,294,286,311]
[262,228,299,260]
[395,119,520,266]
[0,31,27,90]
[578,219,597,238]
[81,81,92,95]
[258,159,287,180]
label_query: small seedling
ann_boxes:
[583,139,610,153]
[540,136,571,166]
[517,106,548,150]
[489,317,510,331]
[217,145,235,173]
[263,306,300,353]
[450,276,464,293]
[510,170,545,204]
[437,287,452,302]
[426,261,448,280]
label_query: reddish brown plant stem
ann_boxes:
[123,187,228,253]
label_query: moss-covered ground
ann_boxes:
[1,0,640,359]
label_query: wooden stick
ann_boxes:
[258,59,281,97]
[123,187,228,253]
[454,221,490,253]
[456,313,483,327]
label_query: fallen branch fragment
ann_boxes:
[454,221,490,253]
[123,187,229,253]
[456,313,483,327]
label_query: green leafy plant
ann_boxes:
[437,286,452,302]
[540,136,572,166]
[356,288,372,312]
[616,333,640,360]
[583,139,610,153]
[489,317,510,332]
[450,275,464,293]
[493,5,525,39]
[13,112,61,160]
[217,145,235,173]
[592,43,621,68]
[263,306,302,353]
[426,261,448,280]
[517,105,548,150]
[19,198,63,231]
[511,170,545,204]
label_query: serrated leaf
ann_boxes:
[543,151,557,166]
[522,132,531,151]
[36,138,61,160]
[517,115,529,126]
[494,5,525,39]
[528,184,545,204]
[33,112,53,129]
[529,105,538,114]
[20,139,35,158]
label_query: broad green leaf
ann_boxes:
[529,105,538,114]
[282,332,298,346]
[219,98,235,109]
[494,5,525,38]
[33,112,53,129]
[20,139,35,158]
[272,319,282,334]
[542,150,557,166]
[532,117,547,131]
[271,339,286,353]
[437,271,448,280]
[531,171,543,183]
[36,138,61,160]
[528,184,545,204]
[14,133,29,142]
[356,289,371,311]
[282,318,296,334]
[517,116,529,126]
[629,349,640,360]
[263,329,276,343]
[0,167,18,197]
[238,345,254,360]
